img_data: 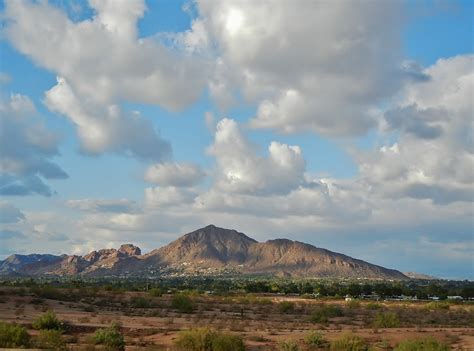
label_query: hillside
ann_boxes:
[0,225,407,279]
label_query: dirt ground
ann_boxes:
[0,288,473,350]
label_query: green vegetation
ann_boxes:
[172,294,195,313]
[0,322,30,348]
[310,304,343,323]
[330,334,368,351]
[394,337,448,351]
[36,329,66,350]
[373,312,400,328]
[279,340,300,351]
[279,301,295,313]
[424,302,450,311]
[130,296,152,308]
[304,331,326,348]
[148,287,162,297]
[32,310,64,331]
[174,327,245,351]
[91,323,125,351]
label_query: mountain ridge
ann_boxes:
[0,225,407,279]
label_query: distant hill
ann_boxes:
[0,225,407,279]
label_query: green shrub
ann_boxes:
[346,300,360,309]
[130,296,152,308]
[91,323,125,351]
[172,294,195,313]
[32,310,64,331]
[394,337,448,351]
[366,302,382,310]
[174,328,245,351]
[149,288,162,297]
[279,340,299,351]
[310,304,343,323]
[279,301,295,313]
[211,333,245,351]
[304,331,326,348]
[330,334,368,351]
[373,312,400,328]
[424,302,450,311]
[0,322,30,348]
[36,329,66,350]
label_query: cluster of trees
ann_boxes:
[2,276,473,299]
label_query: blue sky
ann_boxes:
[0,0,472,279]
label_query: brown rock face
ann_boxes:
[118,244,141,256]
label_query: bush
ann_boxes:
[130,296,152,308]
[212,333,245,351]
[91,323,125,351]
[366,302,382,310]
[279,340,299,351]
[346,300,360,309]
[0,322,30,348]
[172,294,195,313]
[32,311,64,331]
[149,288,162,297]
[304,331,326,348]
[174,328,245,351]
[279,301,295,313]
[394,337,448,351]
[330,334,368,351]
[373,312,400,328]
[36,329,66,350]
[424,302,450,311]
[310,305,343,323]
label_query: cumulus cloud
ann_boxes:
[67,198,139,213]
[45,78,171,160]
[0,94,67,196]
[144,163,205,187]
[145,186,198,208]
[208,118,306,195]
[3,0,207,160]
[183,0,410,136]
[359,55,474,204]
[0,201,25,223]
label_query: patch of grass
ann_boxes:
[32,310,64,331]
[149,288,163,297]
[174,327,245,351]
[330,334,368,351]
[279,301,295,313]
[130,296,152,308]
[366,302,382,310]
[373,312,400,328]
[394,337,448,351]
[310,304,344,324]
[304,331,326,348]
[279,340,300,351]
[90,322,125,351]
[171,294,195,313]
[424,302,450,311]
[36,329,66,350]
[0,322,30,348]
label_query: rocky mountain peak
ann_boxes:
[118,244,141,256]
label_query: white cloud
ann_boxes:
[0,94,67,196]
[208,118,306,195]
[67,198,139,213]
[183,0,407,136]
[45,77,171,160]
[358,55,474,204]
[3,0,207,160]
[0,201,25,223]
[144,162,205,187]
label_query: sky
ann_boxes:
[0,0,472,279]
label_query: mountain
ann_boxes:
[0,225,407,279]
